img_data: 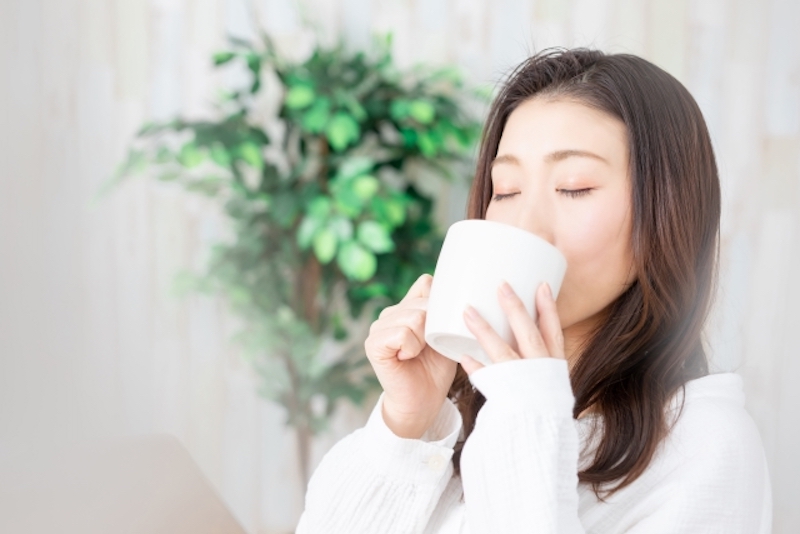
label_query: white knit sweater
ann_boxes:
[296,358,772,533]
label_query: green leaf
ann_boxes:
[213,51,236,65]
[329,216,354,241]
[285,84,316,109]
[409,99,436,124]
[185,176,224,196]
[331,180,364,218]
[371,195,407,227]
[313,228,338,264]
[331,312,348,340]
[390,100,410,121]
[178,142,204,168]
[336,157,374,180]
[297,216,319,250]
[238,141,263,170]
[137,122,160,136]
[308,196,332,218]
[337,241,377,281]
[245,52,261,75]
[325,113,360,152]
[302,98,331,133]
[355,282,389,299]
[357,220,395,253]
[417,131,437,157]
[352,175,380,201]
[400,127,417,147]
[345,98,368,121]
[210,143,232,168]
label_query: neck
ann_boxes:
[562,318,596,373]
[561,315,602,419]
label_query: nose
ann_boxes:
[512,191,555,246]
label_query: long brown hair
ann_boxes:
[448,47,720,499]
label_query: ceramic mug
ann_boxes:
[424,219,567,367]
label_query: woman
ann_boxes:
[296,48,772,533]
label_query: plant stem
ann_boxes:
[300,253,322,333]
[296,421,312,496]
[279,347,313,496]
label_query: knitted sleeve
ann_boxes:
[460,358,585,534]
[295,391,462,534]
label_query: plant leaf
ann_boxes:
[417,131,437,157]
[351,174,380,201]
[337,241,377,281]
[325,113,360,152]
[390,99,410,121]
[285,84,316,110]
[313,228,338,264]
[302,98,331,133]
[371,194,407,227]
[238,141,263,170]
[308,196,332,218]
[178,142,204,168]
[297,216,319,250]
[357,220,394,253]
[336,156,374,180]
[210,143,232,168]
[328,216,354,241]
[331,180,364,218]
[409,99,436,124]
[213,51,236,65]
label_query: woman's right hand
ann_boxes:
[364,273,458,439]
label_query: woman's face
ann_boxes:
[486,97,636,341]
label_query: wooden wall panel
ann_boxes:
[1,0,798,532]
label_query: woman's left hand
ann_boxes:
[460,280,565,376]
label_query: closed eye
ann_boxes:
[491,192,518,201]
[559,188,593,198]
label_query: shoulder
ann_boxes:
[660,373,770,494]
[598,373,773,533]
[667,373,763,460]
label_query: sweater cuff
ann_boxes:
[360,392,462,483]
[468,358,575,416]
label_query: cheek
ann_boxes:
[562,208,631,271]
[555,201,634,322]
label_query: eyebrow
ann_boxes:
[491,149,610,168]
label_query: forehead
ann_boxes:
[498,97,629,168]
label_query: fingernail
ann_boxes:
[499,280,514,297]
[464,305,479,320]
[541,283,552,299]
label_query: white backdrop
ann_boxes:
[1,0,798,532]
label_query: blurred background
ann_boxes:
[1,0,798,532]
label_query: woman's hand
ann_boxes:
[460,280,565,376]
[364,274,458,439]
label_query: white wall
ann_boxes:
[1,0,798,532]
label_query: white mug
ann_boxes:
[424,219,567,367]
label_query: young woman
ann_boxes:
[296,48,772,533]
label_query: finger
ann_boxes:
[462,305,518,363]
[536,283,566,360]
[399,273,433,304]
[376,296,428,322]
[497,280,549,359]
[371,307,426,338]
[460,354,484,376]
[366,324,426,362]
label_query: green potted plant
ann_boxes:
[109,31,483,493]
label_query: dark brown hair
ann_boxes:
[448,47,720,499]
